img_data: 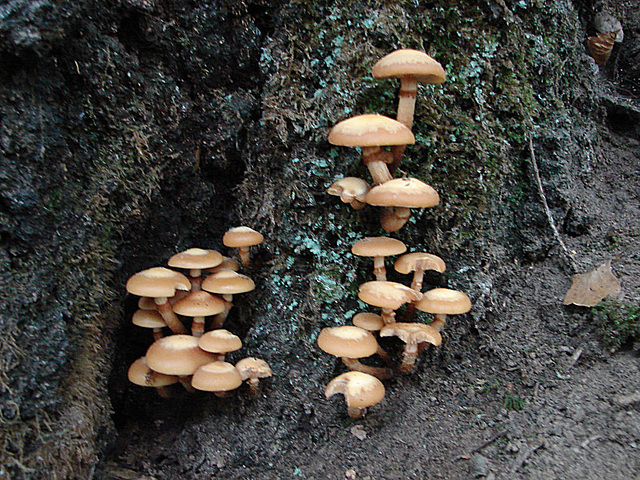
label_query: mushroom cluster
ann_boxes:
[320,49,472,417]
[327,49,446,233]
[125,227,272,398]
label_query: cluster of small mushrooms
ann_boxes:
[320,50,471,418]
[126,227,272,398]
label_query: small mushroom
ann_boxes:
[358,281,423,324]
[351,312,391,364]
[131,309,166,341]
[126,267,191,334]
[328,114,415,185]
[172,290,226,337]
[379,323,442,374]
[167,248,223,291]
[395,252,446,320]
[192,361,243,397]
[317,326,392,379]
[325,371,385,418]
[198,329,243,361]
[201,270,256,328]
[235,357,273,393]
[127,357,178,398]
[145,334,217,392]
[206,256,240,274]
[223,226,264,268]
[351,237,407,281]
[415,288,471,331]
[327,177,370,210]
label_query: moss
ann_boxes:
[595,299,640,351]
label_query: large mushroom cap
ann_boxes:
[198,329,243,354]
[372,49,446,84]
[328,114,415,147]
[351,237,407,258]
[127,357,179,387]
[380,322,442,347]
[317,326,379,358]
[415,288,472,314]
[172,290,226,317]
[126,267,191,298]
[358,281,423,310]
[327,177,370,203]
[145,335,216,376]
[223,226,264,248]
[365,178,439,208]
[201,270,255,295]
[394,252,446,274]
[325,371,385,409]
[192,361,243,392]
[167,248,223,270]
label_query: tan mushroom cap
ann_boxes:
[132,309,166,329]
[223,226,264,248]
[415,288,472,314]
[317,326,379,358]
[358,281,423,310]
[372,49,446,84]
[327,177,370,203]
[380,322,442,347]
[172,291,226,317]
[126,267,191,298]
[235,357,273,381]
[127,357,179,387]
[191,361,243,392]
[198,329,242,354]
[351,237,407,258]
[325,371,385,409]
[328,114,415,147]
[208,256,240,273]
[145,335,216,376]
[365,178,439,208]
[168,248,223,270]
[395,252,446,275]
[352,312,384,332]
[201,270,255,295]
[138,296,157,310]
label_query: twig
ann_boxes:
[528,135,578,272]
[567,346,584,369]
[455,429,508,460]
[511,439,545,472]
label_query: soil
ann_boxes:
[0,1,639,479]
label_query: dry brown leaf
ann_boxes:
[563,260,621,307]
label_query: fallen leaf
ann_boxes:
[563,260,621,307]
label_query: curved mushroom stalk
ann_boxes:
[372,256,387,281]
[341,357,392,380]
[380,307,396,325]
[191,316,206,337]
[361,146,394,185]
[155,297,188,334]
[430,313,447,332]
[380,206,411,233]
[398,343,420,375]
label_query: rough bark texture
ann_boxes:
[1,0,639,479]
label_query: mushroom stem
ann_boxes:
[212,295,233,329]
[342,357,392,380]
[372,256,387,281]
[189,269,203,291]
[430,313,447,331]
[380,308,396,325]
[152,328,164,341]
[246,377,260,394]
[398,343,419,375]
[155,297,188,334]
[351,198,367,210]
[361,146,393,185]
[178,375,195,393]
[380,207,411,233]
[346,407,367,419]
[237,246,252,268]
[155,386,172,398]
[191,316,206,337]
[389,76,418,173]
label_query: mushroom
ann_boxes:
[317,325,392,379]
[358,280,423,324]
[172,290,226,337]
[192,361,243,397]
[351,312,391,364]
[325,371,385,418]
[198,329,243,361]
[145,334,217,392]
[379,323,442,374]
[351,237,407,281]
[167,248,223,291]
[222,226,264,268]
[328,114,415,185]
[326,177,370,210]
[235,357,273,393]
[415,288,471,331]
[206,256,240,274]
[201,270,256,328]
[126,267,191,334]
[131,309,166,341]
[372,49,446,169]
[365,178,439,233]
[394,251,446,320]
[127,357,179,398]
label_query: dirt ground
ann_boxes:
[1,0,639,479]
